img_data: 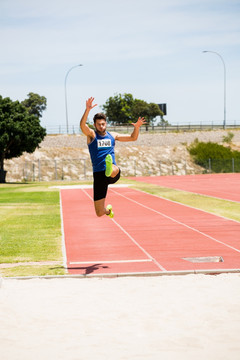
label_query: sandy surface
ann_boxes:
[1,274,240,360]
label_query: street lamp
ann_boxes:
[64,64,83,134]
[202,51,226,129]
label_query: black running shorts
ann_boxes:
[93,169,121,201]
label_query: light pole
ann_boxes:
[202,51,226,129]
[64,64,83,134]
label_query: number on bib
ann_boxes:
[97,139,111,148]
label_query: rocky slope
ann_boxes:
[4,129,240,182]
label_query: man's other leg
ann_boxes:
[94,198,111,217]
[110,164,119,178]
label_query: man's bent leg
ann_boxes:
[108,168,121,184]
[110,164,119,178]
[93,171,108,217]
[93,170,118,218]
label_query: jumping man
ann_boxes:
[80,97,146,218]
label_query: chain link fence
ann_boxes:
[4,158,240,183]
[200,158,240,174]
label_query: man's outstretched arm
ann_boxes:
[114,117,147,142]
[80,97,97,137]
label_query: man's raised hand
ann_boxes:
[132,117,147,128]
[86,97,97,111]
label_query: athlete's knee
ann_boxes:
[111,165,119,178]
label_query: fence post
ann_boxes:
[172,162,174,175]
[159,161,162,176]
[208,158,211,173]
[61,161,64,180]
[32,163,35,181]
[134,160,137,176]
[83,159,86,179]
[55,160,58,180]
[24,161,28,181]
[38,159,41,181]
[232,158,235,173]
[185,160,187,175]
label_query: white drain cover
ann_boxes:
[183,256,224,263]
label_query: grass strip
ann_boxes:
[0,184,62,268]
[0,265,66,277]
[126,179,240,222]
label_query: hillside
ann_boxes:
[4,129,240,182]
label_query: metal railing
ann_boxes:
[44,121,240,135]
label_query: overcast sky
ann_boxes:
[1,0,240,132]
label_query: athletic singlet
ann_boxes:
[88,131,116,173]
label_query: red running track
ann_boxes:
[60,186,240,276]
[129,173,240,202]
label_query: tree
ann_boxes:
[21,92,47,118]
[102,93,168,127]
[0,95,46,183]
[102,93,135,124]
[132,100,163,126]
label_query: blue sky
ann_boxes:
[1,0,240,132]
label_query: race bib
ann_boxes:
[97,139,112,148]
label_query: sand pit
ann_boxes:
[1,274,240,360]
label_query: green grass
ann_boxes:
[0,182,64,276]
[0,265,66,277]
[1,179,239,277]
[126,179,240,222]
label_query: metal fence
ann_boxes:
[44,121,240,135]
[200,158,240,174]
[5,158,240,183]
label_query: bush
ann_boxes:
[222,132,234,144]
[188,141,240,173]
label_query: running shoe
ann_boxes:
[105,154,113,177]
[106,204,114,218]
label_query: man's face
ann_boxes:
[94,119,107,135]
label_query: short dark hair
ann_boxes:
[93,113,106,123]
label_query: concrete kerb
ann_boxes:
[1,268,240,281]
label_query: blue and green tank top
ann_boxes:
[88,131,116,173]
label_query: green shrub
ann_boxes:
[188,141,240,173]
[222,132,234,144]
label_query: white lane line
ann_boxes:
[81,188,166,271]
[69,259,152,265]
[111,218,166,271]
[157,186,240,204]
[111,189,240,254]
[134,187,240,224]
[59,190,68,269]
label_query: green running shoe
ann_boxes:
[105,154,113,177]
[106,204,114,218]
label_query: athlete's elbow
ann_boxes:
[130,135,138,141]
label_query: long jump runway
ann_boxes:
[60,186,240,276]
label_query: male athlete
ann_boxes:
[80,97,146,218]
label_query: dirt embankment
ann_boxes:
[5,130,240,182]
